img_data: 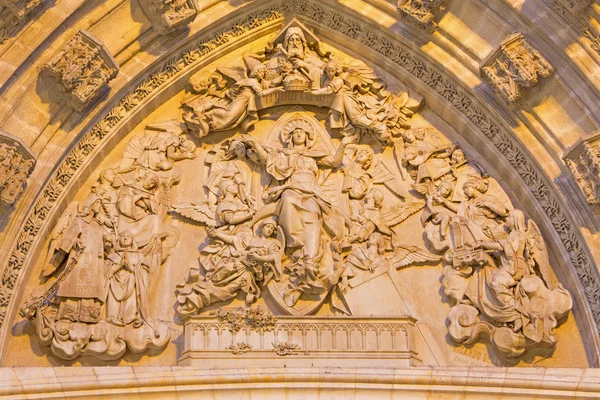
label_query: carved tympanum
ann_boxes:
[43,30,119,111]
[397,0,447,33]
[0,0,45,44]
[23,18,573,363]
[481,33,554,108]
[138,0,199,35]
[0,130,35,207]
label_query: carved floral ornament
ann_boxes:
[16,18,576,363]
[481,33,554,108]
[397,0,447,33]
[0,130,35,208]
[138,0,199,35]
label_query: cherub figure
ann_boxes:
[176,218,283,316]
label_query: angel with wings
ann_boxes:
[348,188,424,243]
[311,59,418,144]
[176,217,283,316]
[342,144,409,203]
[182,57,284,138]
[339,232,441,292]
[172,139,256,228]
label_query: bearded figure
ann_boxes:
[265,27,325,90]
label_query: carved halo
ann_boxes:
[281,117,316,149]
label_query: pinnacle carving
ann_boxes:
[397,0,447,33]
[138,0,199,35]
[481,33,554,108]
[0,0,46,44]
[43,30,119,111]
[0,130,35,208]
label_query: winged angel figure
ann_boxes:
[172,139,257,228]
[312,59,421,144]
[181,56,284,138]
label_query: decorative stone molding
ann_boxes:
[397,0,447,33]
[3,3,600,366]
[181,315,417,366]
[43,30,119,111]
[0,130,35,208]
[138,0,199,35]
[0,0,45,44]
[564,131,600,210]
[552,0,592,16]
[480,33,554,108]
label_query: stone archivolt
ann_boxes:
[0,0,45,44]
[16,18,575,364]
[43,30,119,112]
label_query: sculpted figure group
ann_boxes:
[22,20,572,362]
[20,126,194,360]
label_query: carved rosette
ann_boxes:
[0,130,35,207]
[43,30,119,111]
[138,0,199,35]
[565,132,600,210]
[481,33,554,108]
[397,0,447,33]
[0,0,45,44]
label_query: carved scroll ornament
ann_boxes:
[481,33,554,108]
[138,0,199,35]
[0,130,35,208]
[44,30,119,111]
[397,0,447,33]
[17,13,576,363]
[0,0,46,44]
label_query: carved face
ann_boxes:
[452,149,465,164]
[143,177,158,191]
[261,222,276,237]
[292,128,307,146]
[119,231,133,248]
[437,183,452,198]
[286,34,304,58]
[255,68,266,80]
[355,148,372,167]
[234,143,246,158]
[325,62,337,79]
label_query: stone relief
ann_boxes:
[481,33,554,108]
[43,30,119,111]
[18,126,192,360]
[0,130,36,208]
[564,131,600,209]
[0,0,45,44]
[138,0,199,35]
[11,10,582,363]
[397,0,447,33]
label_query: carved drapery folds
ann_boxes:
[21,17,574,364]
[43,30,119,111]
[19,124,193,360]
[0,130,35,208]
[564,132,600,210]
[481,33,554,108]
[138,0,199,35]
[397,0,447,33]
[0,0,45,44]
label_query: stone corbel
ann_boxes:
[0,130,35,208]
[138,0,199,35]
[0,0,46,44]
[397,0,447,33]
[480,33,554,108]
[43,30,119,111]
[564,131,600,213]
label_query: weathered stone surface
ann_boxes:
[481,33,554,108]
[138,0,199,35]
[0,130,35,207]
[43,30,119,111]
